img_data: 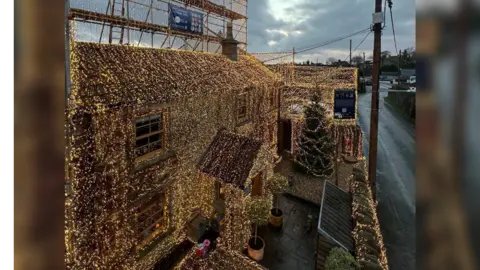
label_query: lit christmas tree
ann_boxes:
[295,91,334,177]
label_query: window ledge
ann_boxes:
[135,150,177,172]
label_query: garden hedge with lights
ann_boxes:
[350,165,389,270]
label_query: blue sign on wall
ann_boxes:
[168,4,204,35]
[333,89,356,120]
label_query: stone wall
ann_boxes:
[385,91,416,121]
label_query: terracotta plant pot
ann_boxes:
[269,208,283,228]
[247,236,265,261]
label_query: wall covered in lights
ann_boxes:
[65,41,281,269]
[277,67,359,162]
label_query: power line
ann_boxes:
[383,0,387,28]
[343,30,372,61]
[295,27,370,53]
[261,27,371,64]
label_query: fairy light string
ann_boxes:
[350,161,389,270]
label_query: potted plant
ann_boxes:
[245,197,271,261]
[266,173,289,228]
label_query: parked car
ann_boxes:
[365,79,372,86]
[407,76,416,85]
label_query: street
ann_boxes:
[357,83,416,270]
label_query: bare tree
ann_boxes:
[352,55,363,66]
[381,51,391,58]
[327,57,338,65]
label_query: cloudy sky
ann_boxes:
[72,0,415,63]
[247,0,415,63]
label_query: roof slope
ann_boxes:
[198,128,262,188]
[318,180,354,252]
[177,247,267,270]
[69,42,277,107]
[293,66,356,87]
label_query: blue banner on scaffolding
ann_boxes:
[168,4,204,35]
[333,89,356,120]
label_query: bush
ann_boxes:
[292,160,307,174]
[325,247,359,270]
[266,173,289,196]
[266,173,289,209]
[245,197,271,227]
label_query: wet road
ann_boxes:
[357,83,416,270]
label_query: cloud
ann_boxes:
[70,0,415,63]
[248,0,416,62]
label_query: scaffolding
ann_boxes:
[69,0,248,52]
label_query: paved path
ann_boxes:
[258,195,319,270]
[358,84,416,270]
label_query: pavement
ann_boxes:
[256,195,319,270]
[358,83,416,270]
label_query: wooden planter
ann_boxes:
[269,208,283,228]
[247,236,265,261]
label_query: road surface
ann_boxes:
[358,83,416,270]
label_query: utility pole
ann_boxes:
[363,52,366,75]
[349,39,352,65]
[368,0,383,201]
[292,47,295,83]
[65,0,70,106]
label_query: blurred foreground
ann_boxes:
[416,1,480,269]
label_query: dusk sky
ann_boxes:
[247,0,416,63]
[72,0,415,63]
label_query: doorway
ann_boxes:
[277,119,292,154]
[251,171,264,196]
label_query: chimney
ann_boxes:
[221,22,239,61]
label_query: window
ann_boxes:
[136,193,167,245]
[236,92,248,122]
[269,89,276,108]
[135,113,165,158]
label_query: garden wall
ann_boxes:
[350,167,389,270]
[385,91,416,122]
[331,124,363,159]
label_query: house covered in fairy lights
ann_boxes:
[65,24,280,269]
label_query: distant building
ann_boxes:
[400,68,416,77]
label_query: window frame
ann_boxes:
[134,109,167,162]
[269,89,277,110]
[135,192,168,248]
[236,90,249,124]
